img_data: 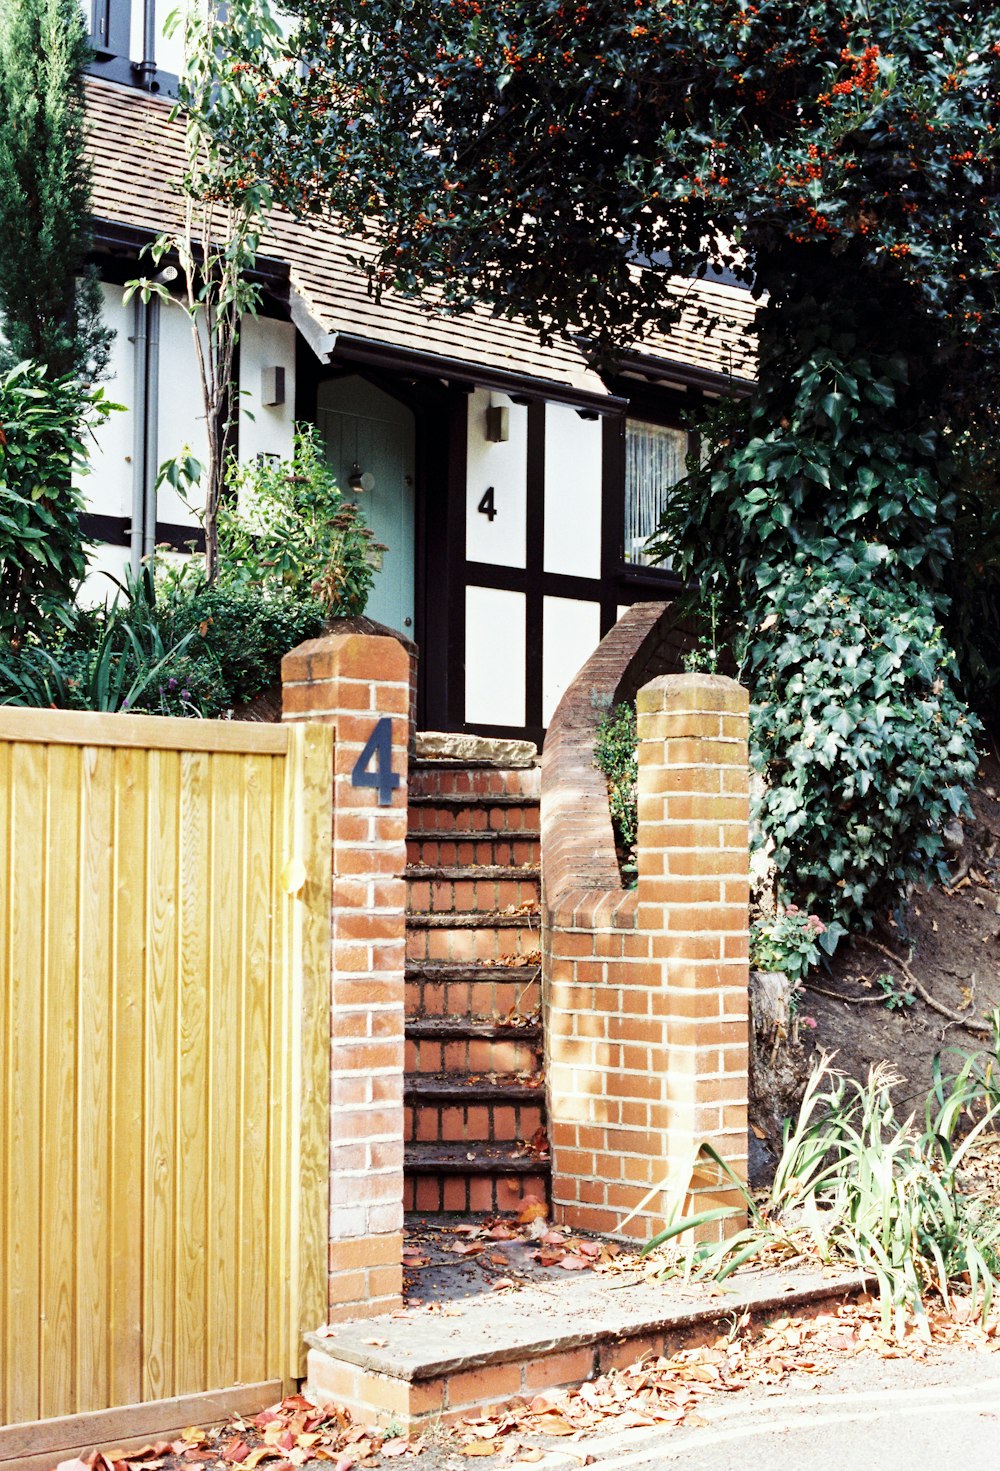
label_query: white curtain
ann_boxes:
[624,422,687,566]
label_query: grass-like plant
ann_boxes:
[644,1049,1000,1339]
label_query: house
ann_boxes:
[81,0,756,746]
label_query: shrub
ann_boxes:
[750,906,833,984]
[215,424,377,613]
[594,702,638,862]
[751,557,981,932]
[160,585,326,708]
[644,1053,1000,1338]
[0,361,113,643]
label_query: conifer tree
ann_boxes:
[0,0,111,381]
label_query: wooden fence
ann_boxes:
[0,707,332,1459]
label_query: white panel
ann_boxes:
[155,305,210,527]
[465,389,528,568]
[465,586,526,728]
[542,596,601,727]
[76,283,135,520]
[543,405,603,579]
[237,315,296,466]
[78,541,130,608]
[154,0,193,76]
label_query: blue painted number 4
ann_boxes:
[351,717,401,806]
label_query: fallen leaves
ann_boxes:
[52,1395,425,1471]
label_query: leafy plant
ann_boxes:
[644,1055,1000,1338]
[0,361,115,644]
[751,555,981,933]
[217,425,377,613]
[0,0,112,383]
[594,702,638,865]
[750,906,835,985]
[0,589,202,714]
[126,0,276,582]
[876,973,916,1011]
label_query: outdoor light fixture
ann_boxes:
[485,404,510,443]
[348,462,376,492]
[260,365,286,407]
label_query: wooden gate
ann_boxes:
[0,708,332,1458]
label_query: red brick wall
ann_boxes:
[282,633,411,1322]
[542,608,750,1241]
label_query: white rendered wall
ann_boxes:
[543,406,602,579]
[465,586,526,728]
[465,389,528,568]
[237,315,297,465]
[79,283,134,520]
[153,304,210,529]
[542,596,601,726]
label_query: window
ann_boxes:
[623,420,687,566]
[89,0,131,58]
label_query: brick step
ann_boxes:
[405,1016,542,1077]
[407,797,540,837]
[405,962,542,1024]
[403,1141,551,1215]
[405,1074,545,1150]
[405,910,542,964]
[406,830,540,869]
[305,1267,867,1434]
[406,865,540,916]
[409,762,541,801]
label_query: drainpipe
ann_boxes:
[133,0,158,91]
[142,296,161,566]
[129,297,149,580]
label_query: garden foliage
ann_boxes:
[0,361,113,645]
[644,1050,1000,1338]
[0,0,111,382]
[751,557,981,930]
[594,702,638,862]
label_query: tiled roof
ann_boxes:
[85,77,757,402]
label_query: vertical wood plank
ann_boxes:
[110,745,148,1407]
[236,754,274,1383]
[143,748,180,1401]
[7,742,47,1422]
[206,753,242,1390]
[268,756,289,1379]
[284,724,334,1379]
[40,744,81,1417]
[76,746,115,1412]
[0,741,9,1425]
[173,750,208,1398]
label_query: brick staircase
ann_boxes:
[403,758,550,1214]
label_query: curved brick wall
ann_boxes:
[541,606,750,1241]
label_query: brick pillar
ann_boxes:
[282,633,410,1323]
[636,672,750,1232]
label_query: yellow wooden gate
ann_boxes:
[0,708,331,1446]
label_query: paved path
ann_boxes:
[537,1349,1000,1471]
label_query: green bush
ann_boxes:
[750,906,832,983]
[0,361,113,643]
[213,423,376,614]
[751,557,981,931]
[594,702,638,863]
[160,585,326,708]
[644,1052,1000,1337]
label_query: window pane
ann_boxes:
[624,421,687,566]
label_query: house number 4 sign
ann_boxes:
[351,717,401,805]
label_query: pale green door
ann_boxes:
[316,375,416,634]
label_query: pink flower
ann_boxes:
[800,1016,818,1029]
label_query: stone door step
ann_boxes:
[304,1266,867,1434]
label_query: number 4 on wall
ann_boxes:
[477,486,497,522]
[351,717,402,806]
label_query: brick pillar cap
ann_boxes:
[282,632,411,684]
[637,672,749,714]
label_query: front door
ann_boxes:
[317,375,416,635]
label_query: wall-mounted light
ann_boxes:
[261,365,286,407]
[485,404,510,443]
[348,462,376,492]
